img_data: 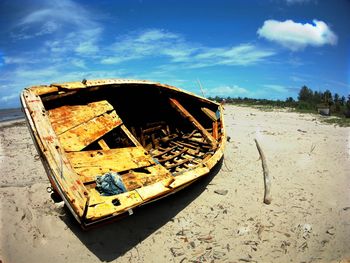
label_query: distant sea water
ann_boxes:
[0,108,24,122]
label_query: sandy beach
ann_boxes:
[0,105,349,263]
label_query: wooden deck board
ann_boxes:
[135,180,173,202]
[31,86,59,96]
[66,147,155,182]
[122,164,173,191]
[58,111,122,152]
[86,189,144,219]
[48,100,114,135]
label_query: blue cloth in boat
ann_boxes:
[96,172,127,196]
[215,109,221,120]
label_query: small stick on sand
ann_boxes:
[254,138,272,205]
[223,158,232,172]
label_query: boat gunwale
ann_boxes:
[20,92,84,224]
[32,78,220,107]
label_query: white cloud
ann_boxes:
[205,85,249,97]
[19,9,52,25]
[13,20,60,40]
[18,1,97,30]
[101,29,275,67]
[257,19,337,51]
[13,0,102,56]
[137,29,178,42]
[75,41,99,55]
[36,21,60,36]
[4,55,41,65]
[102,29,187,64]
[192,44,275,68]
[14,67,59,80]
[70,59,87,69]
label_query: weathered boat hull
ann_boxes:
[21,79,225,228]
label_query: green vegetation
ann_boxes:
[321,117,350,127]
[208,85,350,127]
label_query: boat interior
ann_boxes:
[26,82,224,222]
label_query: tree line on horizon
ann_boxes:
[207,85,350,117]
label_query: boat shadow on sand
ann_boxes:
[59,158,223,262]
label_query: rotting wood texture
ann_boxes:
[66,147,155,181]
[169,98,217,148]
[122,165,172,191]
[201,107,218,122]
[59,111,122,152]
[48,100,114,135]
[23,90,88,216]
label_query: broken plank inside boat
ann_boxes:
[20,79,226,227]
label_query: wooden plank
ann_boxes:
[121,125,142,147]
[201,107,218,121]
[169,166,209,189]
[204,148,223,169]
[52,82,87,89]
[143,125,163,134]
[87,188,143,207]
[122,164,173,191]
[159,134,178,143]
[169,98,217,148]
[157,148,188,163]
[212,121,219,140]
[59,111,122,152]
[42,90,79,102]
[67,147,154,170]
[98,139,110,150]
[170,141,197,150]
[86,190,144,220]
[48,100,114,135]
[165,158,193,169]
[66,147,155,182]
[23,90,88,216]
[152,145,177,158]
[184,137,210,146]
[31,86,59,96]
[135,181,173,202]
[183,130,196,139]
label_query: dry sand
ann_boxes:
[0,105,349,263]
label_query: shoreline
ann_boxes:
[0,118,26,130]
[0,107,24,123]
[0,116,25,124]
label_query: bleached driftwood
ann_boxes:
[254,138,272,205]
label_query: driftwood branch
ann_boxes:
[254,139,272,205]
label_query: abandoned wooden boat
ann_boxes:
[20,79,226,228]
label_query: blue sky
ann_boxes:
[0,0,349,109]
